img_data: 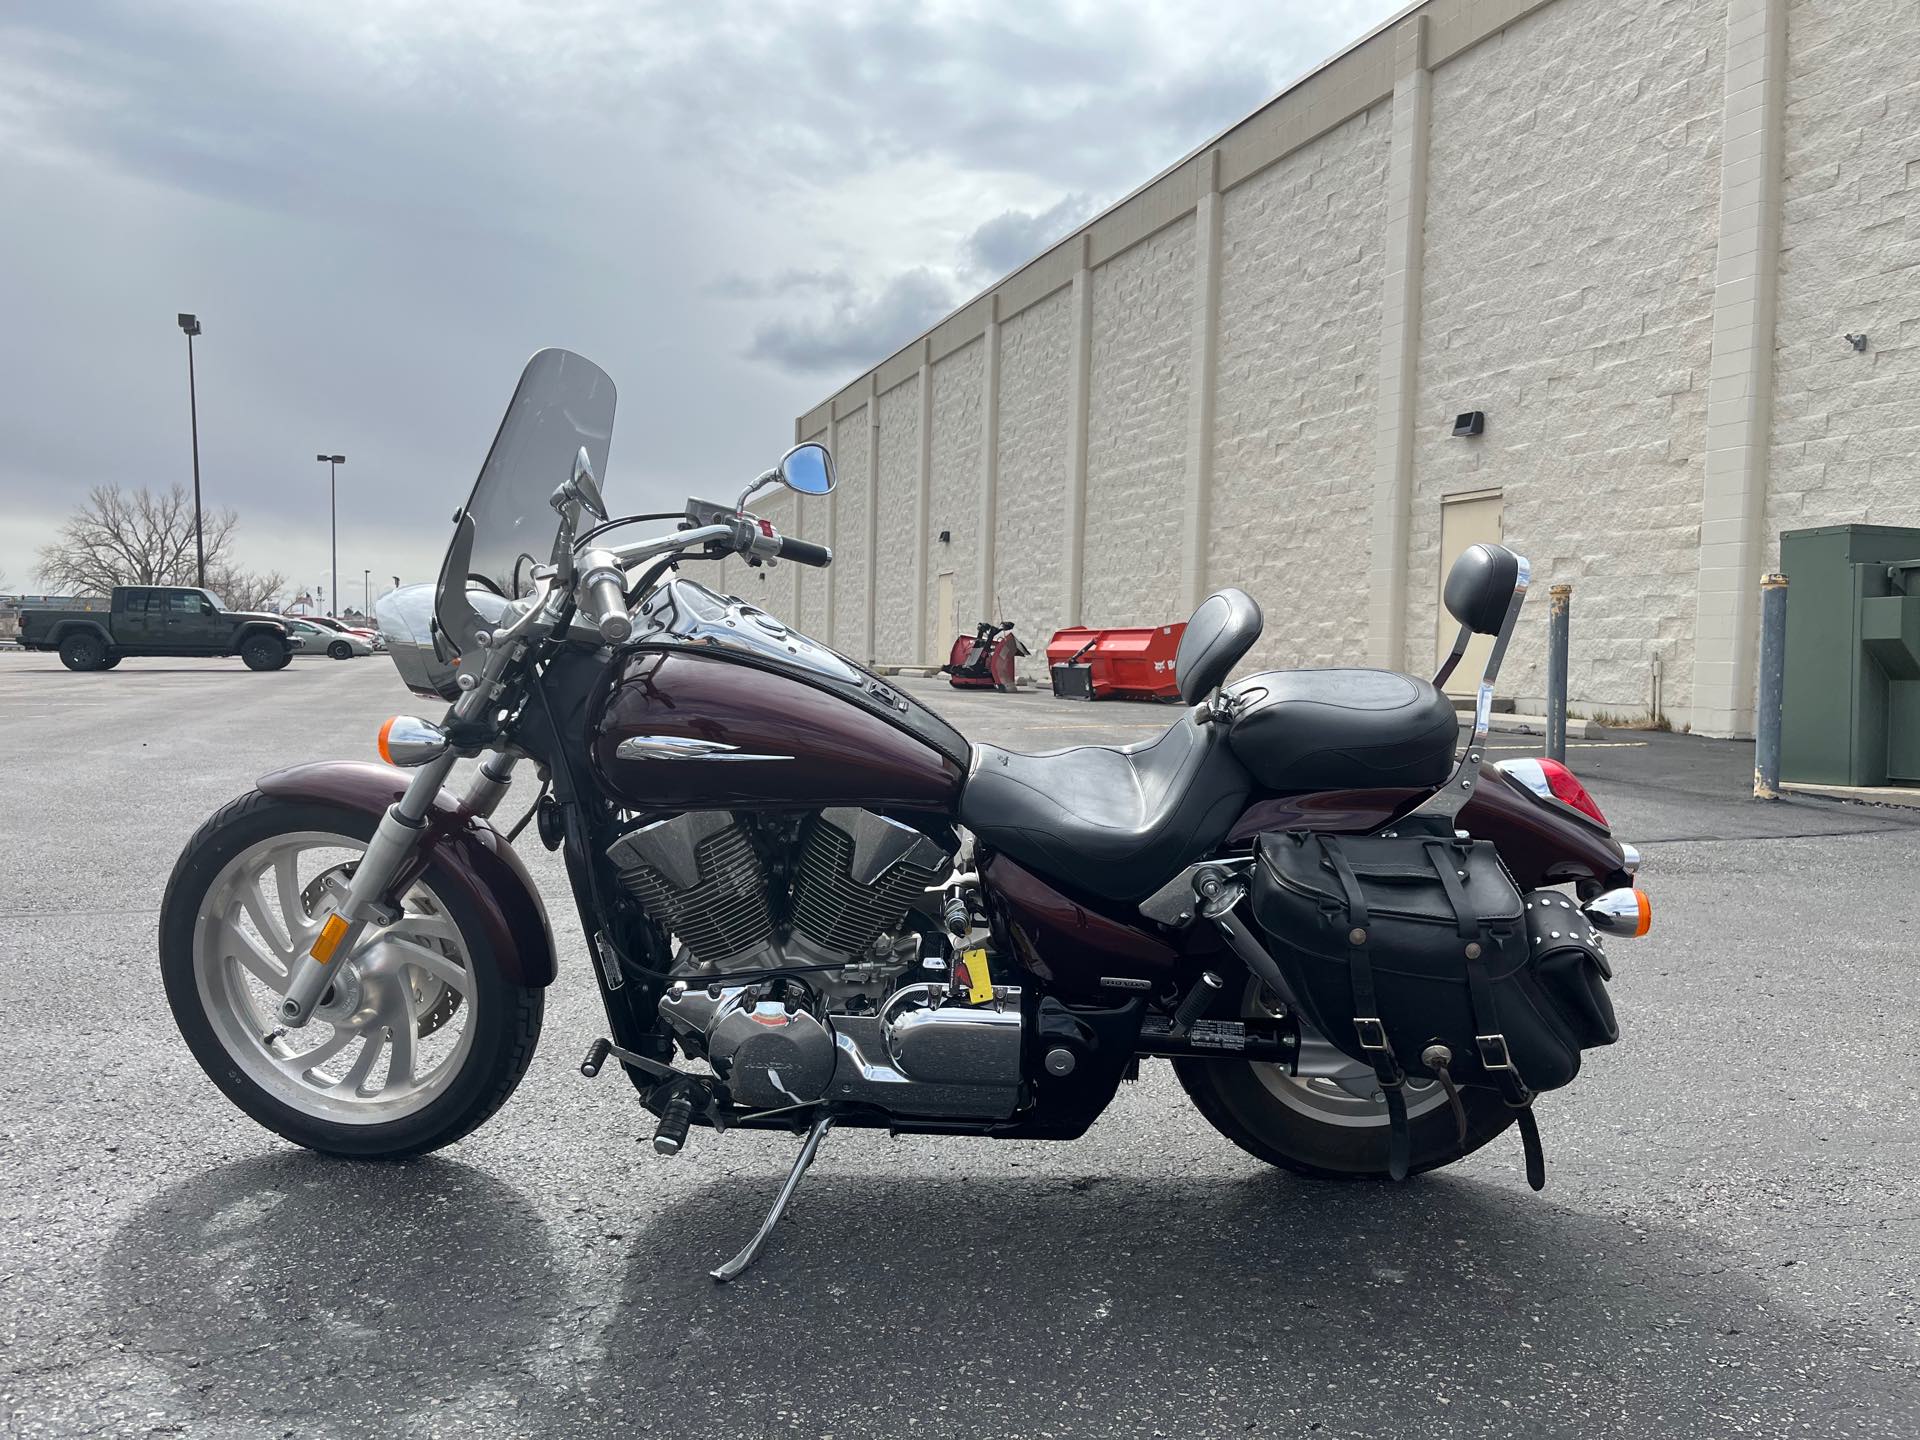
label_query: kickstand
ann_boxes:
[710,1114,834,1283]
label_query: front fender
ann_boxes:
[257,760,558,986]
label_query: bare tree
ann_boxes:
[208,563,289,613]
[35,483,281,608]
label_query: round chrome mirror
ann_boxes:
[779,442,835,496]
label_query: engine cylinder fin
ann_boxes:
[607,812,775,969]
[790,810,948,959]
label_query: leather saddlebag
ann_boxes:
[1250,828,1618,1101]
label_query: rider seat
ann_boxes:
[958,585,1466,903]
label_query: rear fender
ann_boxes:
[52,619,114,646]
[257,760,558,986]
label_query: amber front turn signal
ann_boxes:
[377,714,449,768]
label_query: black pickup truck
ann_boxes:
[18,586,296,672]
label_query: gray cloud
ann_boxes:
[965,193,1098,280]
[0,0,1407,595]
[749,269,959,374]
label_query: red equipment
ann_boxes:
[943,620,1027,692]
[1045,623,1187,701]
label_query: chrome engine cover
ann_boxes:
[660,981,1025,1120]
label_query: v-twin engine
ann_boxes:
[606,808,1024,1119]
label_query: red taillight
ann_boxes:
[1496,756,1608,827]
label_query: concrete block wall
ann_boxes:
[1210,105,1389,674]
[829,396,872,664]
[993,289,1074,681]
[1409,0,1724,717]
[1765,0,1920,561]
[1082,216,1195,629]
[927,339,985,652]
[873,377,922,663]
[793,0,1910,736]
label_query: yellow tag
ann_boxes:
[310,914,350,965]
[961,946,994,1004]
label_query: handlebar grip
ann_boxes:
[584,574,632,643]
[776,535,833,568]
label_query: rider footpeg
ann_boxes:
[580,1037,612,1078]
[653,1085,694,1156]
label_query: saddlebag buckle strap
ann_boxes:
[1355,1016,1393,1056]
[1476,1032,1534,1106]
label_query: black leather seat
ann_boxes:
[961,710,1250,903]
[1223,669,1460,791]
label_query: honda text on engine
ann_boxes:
[162,350,1652,1279]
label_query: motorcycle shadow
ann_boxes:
[599,1166,1917,1438]
[95,1151,567,1435]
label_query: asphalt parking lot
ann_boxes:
[2,651,1916,1438]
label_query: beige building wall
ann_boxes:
[1210,105,1389,673]
[793,0,1920,737]
[1408,0,1724,715]
[872,377,922,664]
[994,289,1075,680]
[1082,216,1194,629]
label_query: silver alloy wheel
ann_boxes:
[191,831,478,1125]
[1242,979,1450,1129]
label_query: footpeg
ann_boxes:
[580,1038,612,1078]
[653,1086,694,1156]
[711,1114,833,1282]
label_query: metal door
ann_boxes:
[935,571,955,659]
[1435,491,1503,697]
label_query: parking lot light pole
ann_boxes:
[315,454,345,616]
[177,314,206,587]
[363,569,370,619]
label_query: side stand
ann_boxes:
[710,1114,834,1283]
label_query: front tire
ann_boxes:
[160,791,544,1158]
[100,653,124,670]
[58,632,108,671]
[242,635,286,671]
[1174,980,1515,1179]
[327,640,353,661]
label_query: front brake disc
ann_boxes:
[301,867,464,1038]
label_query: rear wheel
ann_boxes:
[242,634,286,671]
[160,792,544,1158]
[99,654,123,670]
[327,639,354,660]
[1174,978,1516,1179]
[58,632,108,671]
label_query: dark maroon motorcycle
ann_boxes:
[162,350,1650,1279]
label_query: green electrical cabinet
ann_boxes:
[1779,524,1920,786]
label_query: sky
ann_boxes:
[0,0,1406,607]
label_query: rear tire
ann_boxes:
[100,654,124,670]
[58,632,108,671]
[328,640,353,660]
[160,792,544,1158]
[242,635,285,671]
[1174,981,1516,1179]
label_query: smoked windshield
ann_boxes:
[436,349,616,620]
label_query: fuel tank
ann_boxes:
[590,646,965,812]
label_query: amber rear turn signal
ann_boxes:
[1583,886,1651,938]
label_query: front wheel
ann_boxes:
[160,792,544,1158]
[241,635,287,671]
[327,640,353,661]
[1174,979,1515,1179]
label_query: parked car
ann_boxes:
[290,614,385,650]
[284,618,373,660]
[17,586,295,671]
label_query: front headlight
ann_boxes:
[374,585,461,700]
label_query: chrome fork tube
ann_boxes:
[278,749,460,1026]
[460,751,518,819]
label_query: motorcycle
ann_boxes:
[161,349,1649,1281]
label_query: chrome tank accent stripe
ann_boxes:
[614,736,793,762]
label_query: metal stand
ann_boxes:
[710,1114,834,1283]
